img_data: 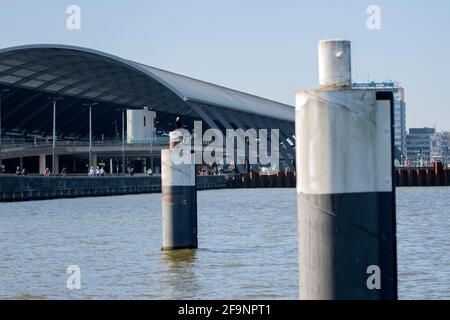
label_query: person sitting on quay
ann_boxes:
[95,166,101,176]
[16,166,21,175]
[100,167,105,176]
[61,167,68,176]
[88,166,95,177]
[44,167,51,176]
[21,167,27,176]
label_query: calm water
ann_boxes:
[0,188,449,300]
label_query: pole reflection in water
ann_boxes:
[159,249,199,299]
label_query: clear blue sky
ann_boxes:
[1,0,449,129]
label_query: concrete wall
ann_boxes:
[0,175,227,202]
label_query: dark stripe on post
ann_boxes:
[162,185,198,250]
[298,192,396,299]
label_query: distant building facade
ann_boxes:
[406,128,450,166]
[440,132,450,163]
[431,131,450,164]
[406,128,436,166]
[353,82,407,156]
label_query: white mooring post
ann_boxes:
[296,40,397,300]
[161,129,198,251]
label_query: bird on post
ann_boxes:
[175,117,183,129]
[170,117,184,149]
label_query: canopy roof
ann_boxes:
[0,44,294,122]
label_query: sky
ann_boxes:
[0,0,449,129]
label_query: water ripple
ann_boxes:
[0,188,448,299]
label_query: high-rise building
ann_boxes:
[352,82,407,156]
[406,127,436,166]
[431,131,443,161]
[441,132,450,164]
[406,129,450,166]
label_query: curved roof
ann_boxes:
[0,44,294,122]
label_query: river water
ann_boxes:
[0,188,448,300]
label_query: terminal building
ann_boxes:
[0,44,295,175]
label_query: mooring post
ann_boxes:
[161,128,198,251]
[296,40,397,300]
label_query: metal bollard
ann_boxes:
[296,40,397,300]
[161,129,198,251]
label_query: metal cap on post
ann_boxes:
[318,39,351,89]
[296,40,397,300]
